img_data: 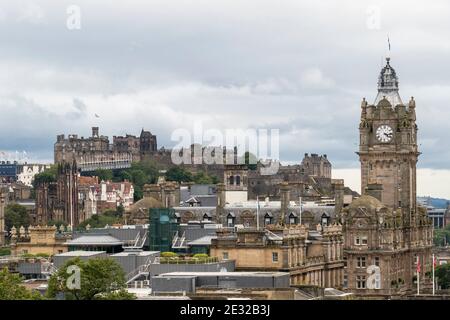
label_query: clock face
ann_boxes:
[376,125,393,143]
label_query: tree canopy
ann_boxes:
[165,166,193,183]
[436,263,450,289]
[77,213,121,230]
[47,257,135,300]
[433,224,450,247]
[0,267,43,300]
[5,203,30,231]
[32,165,57,188]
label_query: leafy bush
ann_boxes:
[0,248,11,256]
[193,253,209,259]
[160,252,178,258]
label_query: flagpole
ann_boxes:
[299,196,302,225]
[256,196,260,230]
[432,254,436,295]
[417,255,420,295]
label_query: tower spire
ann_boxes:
[374,57,403,107]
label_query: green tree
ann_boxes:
[46,257,135,300]
[0,267,43,300]
[116,204,124,217]
[434,224,450,246]
[436,264,450,289]
[191,171,220,184]
[95,169,113,182]
[5,204,30,231]
[165,166,193,183]
[77,214,121,230]
[32,165,57,189]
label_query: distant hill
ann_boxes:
[417,196,449,209]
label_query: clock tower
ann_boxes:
[358,57,418,214]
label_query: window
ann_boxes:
[343,274,348,288]
[343,256,347,268]
[361,236,368,245]
[374,257,380,267]
[355,235,368,246]
[357,257,366,268]
[229,176,234,185]
[356,275,366,289]
[227,213,235,227]
[272,252,279,262]
[223,252,229,260]
[289,213,297,224]
[236,175,241,186]
[264,214,272,226]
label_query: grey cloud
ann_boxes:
[0,0,449,172]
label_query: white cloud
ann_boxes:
[300,68,335,90]
[334,168,450,199]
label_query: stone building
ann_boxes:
[247,153,345,201]
[54,127,158,164]
[36,166,135,226]
[128,167,342,229]
[301,153,332,179]
[342,57,433,297]
[210,223,344,288]
[10,225,69,256]
[35,161,78,227]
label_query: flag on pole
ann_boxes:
[416,256,421,273]
[387,35,391,51]
[432,254,436,295]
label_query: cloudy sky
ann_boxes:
[1,0,450,198]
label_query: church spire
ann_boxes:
[374,57,403,107]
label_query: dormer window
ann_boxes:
[321,212,330,227]
[264,213,273,226]
[289,212,298,225]
[227,212,235,227]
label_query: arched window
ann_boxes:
[236,175,241,186]
[229,175,234,185]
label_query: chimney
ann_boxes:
[216,183,226,226]
[332,179,344,220]
[365,183,383,202]
[279,182,290,226]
